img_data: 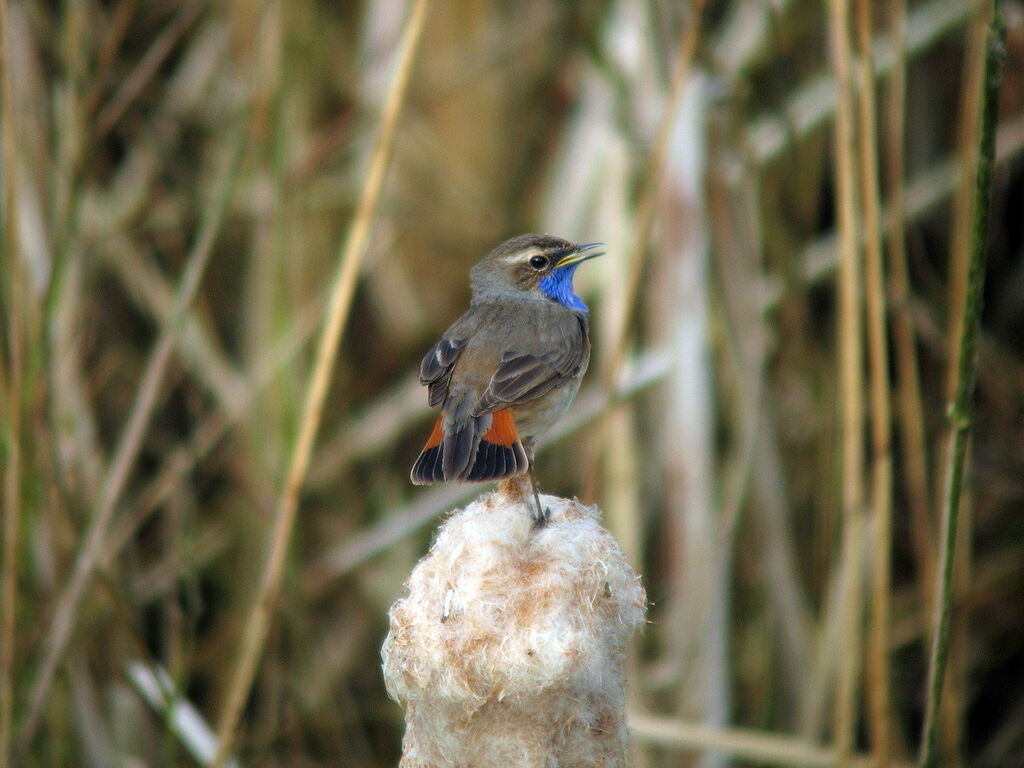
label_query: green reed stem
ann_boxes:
[918,8,1004,767]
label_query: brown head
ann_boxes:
[469,234,603,312]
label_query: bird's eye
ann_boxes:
[529,255,549,270]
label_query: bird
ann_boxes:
[410,233,603,523]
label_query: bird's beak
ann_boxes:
[554,242,605,267]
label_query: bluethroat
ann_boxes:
[410,234,603,523]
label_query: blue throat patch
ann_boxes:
[539,264,588,313]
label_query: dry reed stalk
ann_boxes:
[706,167,764,539]
[920,9,1004,767]
[709,161,810,713]
[826,0,866,762]
[0,0,22,762]
[582,20,707,746]
[17,110,250,755]
[209,1,431,762]
[884,0,936,614]
[629,711,915,768]
[854,0,894,761]
[744,0,983,169]
[658,73,731,768]
[241,0,290,492]
[598,0,705,392]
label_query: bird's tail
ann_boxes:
[410,408,528,484]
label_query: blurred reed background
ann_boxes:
[1,0,1023,766]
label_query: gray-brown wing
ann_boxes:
[419,334,467,407]
[476,312,587,414]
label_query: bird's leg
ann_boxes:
[527,460,549,526]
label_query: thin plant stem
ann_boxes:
[94,0,204,139]
[937,7,993,764]
[826,0,865,762]
[0,0,23,762]
[855,0,894,761]
[16,110,250,756]
[82,0,138,119]
[884,0,936,614]
[919,9,1004,768]
[945,3,992,404]
[209,0,432,763]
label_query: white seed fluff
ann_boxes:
[382,492,646,767]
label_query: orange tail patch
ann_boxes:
[467,409,528,482]
[481,408,518,446]
[410,409,528,485]
[424,416,444,448]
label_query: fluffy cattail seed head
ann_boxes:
[382,493,646,767]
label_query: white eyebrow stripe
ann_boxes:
[502,249,541,264]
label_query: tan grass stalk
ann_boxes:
[826,0,866,762]
[17,112,250,755]
[854,0,894,761]
[209,0,432,763]
[885,0,936,614]
[0,0,23,762]
[630,711,915,768]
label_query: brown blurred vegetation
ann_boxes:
[1,0,1023,766]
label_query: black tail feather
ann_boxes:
[411,437,527,484]
[410,445,444,485]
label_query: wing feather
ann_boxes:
[419,336,466,407]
